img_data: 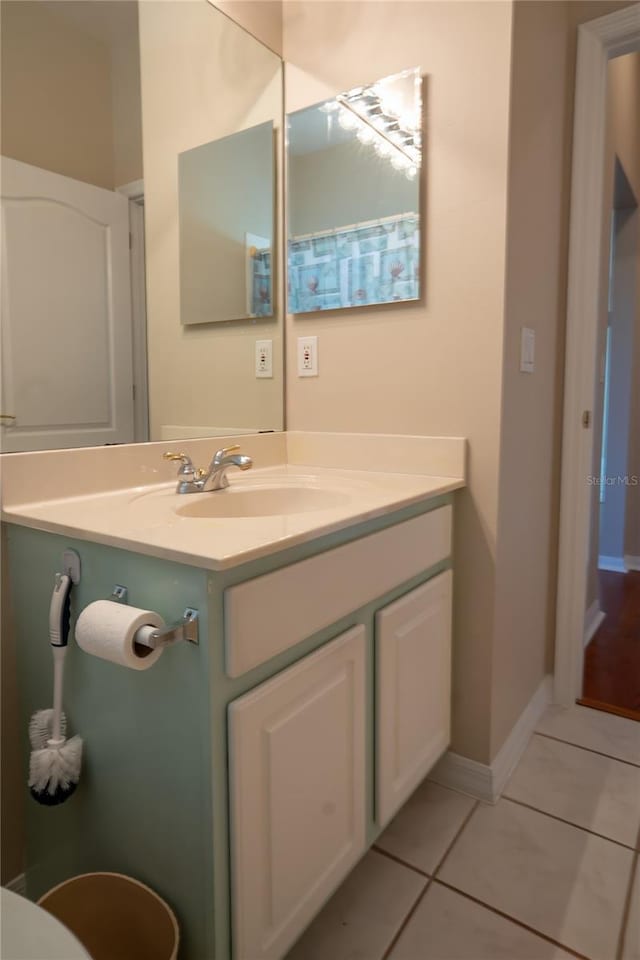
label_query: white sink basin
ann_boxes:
[175,484,351,519]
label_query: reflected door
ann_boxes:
[1,157,134,451]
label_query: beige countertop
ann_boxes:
[1,432,466,570]
[2,464,463,570]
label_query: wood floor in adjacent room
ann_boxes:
[581,569,640,720]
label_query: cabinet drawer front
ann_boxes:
[228,626,367,960]
[225,505,451,677]
[376,571,452,828]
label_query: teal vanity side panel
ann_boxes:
[6,526,214,960]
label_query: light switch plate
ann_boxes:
[255,339,273,378]
[298,336,318,377]
[520,327,535,373]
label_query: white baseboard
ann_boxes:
[430,675,552,804]
[429,750,494,803]
[584,600,606,647]
[490,675,553,798]
[598,555,627,573]
[624,555,640,571]
[4,873,26,896]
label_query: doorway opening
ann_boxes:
[554,5,640,716]
[579,161,639,719]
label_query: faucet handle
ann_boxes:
[213,444,240,463]
[163,451,196,479]
[163,451,189,461]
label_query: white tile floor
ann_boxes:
[287,705,640,960]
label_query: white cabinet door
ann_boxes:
[376,571,452,828]
[229,626,367,960]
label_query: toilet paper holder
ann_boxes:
[138,608,200,649]
[109,585,199,648]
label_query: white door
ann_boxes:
[1,156,134,451]
[228,626,367,960]
[376,571,452,828]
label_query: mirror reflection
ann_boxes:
[179,121,275,325]
[287,68,422,315]
[0,1,283,453]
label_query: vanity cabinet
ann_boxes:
[228,626,367,960]
[228,565,453,959]
[376,571,452,827]
[6,493,456,960]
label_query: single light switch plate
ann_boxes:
[298,336,318,377]
[520,327,535,373]
[255,339,273,378]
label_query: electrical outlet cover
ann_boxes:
[297,336,318,377]
[255,339,273,379]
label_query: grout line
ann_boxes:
[432,800,480,878]
[502,796,638,851]
[380,877,432,960]
[535,731,640,769]
[616,821,640,960]
[379,802,479,960]
[433,879,591,960]
[375,799,480,884]
[372,845,430,879]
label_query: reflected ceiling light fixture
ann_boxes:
[356,125,376,146]
[319,100,340,114]
[321,68,422,182]
[337,108,359,131]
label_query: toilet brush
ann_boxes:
[29,573,83,806]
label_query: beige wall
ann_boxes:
[139,0,284,438]
[283,0,514,762]
[490,0,571,755]
[282,0,637,763]
[289,140,417,236]
[180,124,274,325]
[212,0,283,56]
[0,1,143,191]
[1,1,116,189]
[110,9,144,188]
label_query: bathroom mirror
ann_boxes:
[179,122,275,325]
[287,68,422,314]
[0,1,284,453]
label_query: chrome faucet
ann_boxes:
[163,445,253,494]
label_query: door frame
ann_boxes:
[118,179,149,442]
[554,3,640,706]
[128,198,150,443]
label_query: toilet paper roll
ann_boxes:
[75,600,165,671]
